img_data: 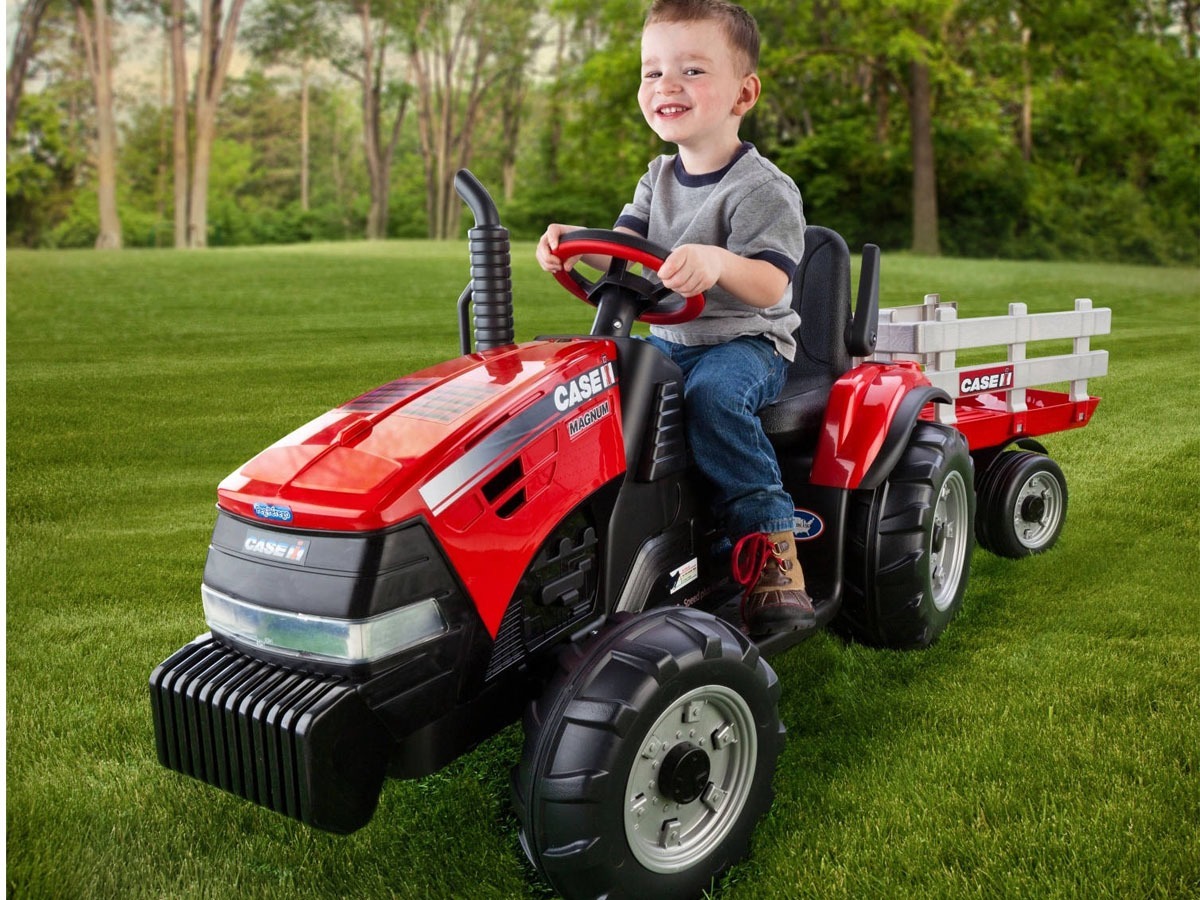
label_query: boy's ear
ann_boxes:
[733,73,761,116]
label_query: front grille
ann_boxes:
[150,634,391,834]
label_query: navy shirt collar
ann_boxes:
[673,142,754,187]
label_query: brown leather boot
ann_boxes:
[732,531,816,636]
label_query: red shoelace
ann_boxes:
[731,533,780,606]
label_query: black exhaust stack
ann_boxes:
[455,170,514,353]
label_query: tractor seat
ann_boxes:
[759,226,859,450]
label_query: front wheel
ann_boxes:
[513,607,784,900]
[838,422,976,649]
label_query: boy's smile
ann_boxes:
[639,19,760,174]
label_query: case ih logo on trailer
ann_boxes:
[150,171,1108,900]
[960,365,1014,395]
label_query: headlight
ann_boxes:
[202,585,447,665]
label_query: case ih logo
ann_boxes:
[243,530,309,564]
[554,362,616,412]
[959,365,1015,396]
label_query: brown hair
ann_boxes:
[644,0,761,73]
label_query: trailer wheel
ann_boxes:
[838,422,975,649]
[513,607,784,900]
[976,451,1067,558]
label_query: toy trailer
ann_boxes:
[872,294,1110,556]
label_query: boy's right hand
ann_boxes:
[536,223,584,273]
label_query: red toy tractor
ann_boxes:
[150,172,1107,899]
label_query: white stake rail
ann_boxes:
[871,296,1111,427]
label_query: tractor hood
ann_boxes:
[217,339,625,535]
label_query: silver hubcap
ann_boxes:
[624,684,758,873]
[1013,470,1064,549]
[931,470,970,612]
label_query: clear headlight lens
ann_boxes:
[202,585,446,665]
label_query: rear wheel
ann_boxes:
[976,451,1067,558]
[513,607,784,900]
[838,422,975,649]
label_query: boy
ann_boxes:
[536,0,811,636]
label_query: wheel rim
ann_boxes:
[931,469,970,612]
[624,684,758,874]
[1013,470,1064,550]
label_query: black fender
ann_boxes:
[971,436,1050,478]
[859,386,954,490]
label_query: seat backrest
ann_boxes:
[788,226,853,382]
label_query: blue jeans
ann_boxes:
[647,334,795,538]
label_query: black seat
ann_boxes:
[759,226,855,449]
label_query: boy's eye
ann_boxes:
[684,68,705,76]
[642,71,661,80]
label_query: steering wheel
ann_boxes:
[549,229,705,326]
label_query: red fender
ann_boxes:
[811,361,950,491]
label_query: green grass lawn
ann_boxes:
[7,241,1199,899]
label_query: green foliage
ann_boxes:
[6,91,90,247]
[5,0,1198,263]
[6,246,1199,897]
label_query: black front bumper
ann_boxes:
[150,634,392,834]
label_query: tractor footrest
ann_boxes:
[712,592,841,660]
[150,634,392,834]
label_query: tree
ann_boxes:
[6,91,89,246]
[501,0,648,236]
[169,0,249,247]
[326,0,412,239]
[7,0,54,146]
[72,0,122,247]
[408,0,539,238]
[167,0,188,246]
[907,27,940,256]
[6,5,96,247]
[244,0,336,212]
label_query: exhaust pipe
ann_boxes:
[454,170,514,352]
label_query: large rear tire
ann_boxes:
[513,607,784,900]
[837,422,975,649]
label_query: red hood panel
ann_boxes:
[217,340,622,532]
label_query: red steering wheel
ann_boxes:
[550,229,706,326]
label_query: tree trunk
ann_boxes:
[189,103,216,247]
[7,0,52,146]
[1020,25,1033,162]
[359,0,387,239]
[76,0,122,249]
[1182,0,1198,59]
[356,0,410,240]
[873,62,890,144]
[187,0,248,247]
[331,101,350,237]
[909,58,939,256]
[300,57,310,212]
[411,1,498,240]
[157,28,170,246]
[170,0,189,248]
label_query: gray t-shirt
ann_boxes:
[616,143,805,360]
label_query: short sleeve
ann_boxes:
[727,178,805,281]
[614,168,654,237]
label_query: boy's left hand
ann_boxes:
[657,244,724,297]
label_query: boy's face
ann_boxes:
[638,19,759,159]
